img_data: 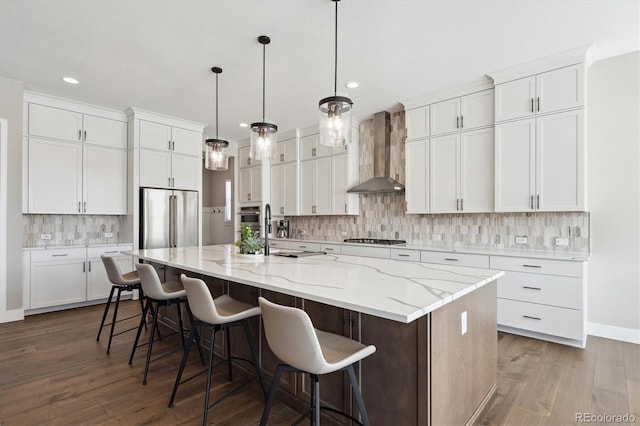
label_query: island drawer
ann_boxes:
[31,247,86,262]
[497,271,583,309]
[490,256,583,277]
[390,249,420,262]
[321,244,341,254]
[498,298,583,341]
[420,251,489,268]
[289,241,321,251]
[268,240,289,249]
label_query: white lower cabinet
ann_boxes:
[491,255,586,347]
[26,245,133,312]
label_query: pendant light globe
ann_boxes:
[205,66,229,171]
[318,0,353,147]
[250,35,278,161]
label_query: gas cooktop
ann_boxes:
[343,238,407,245]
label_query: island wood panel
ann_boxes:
[430,281,497,426]
[227,282,261,370]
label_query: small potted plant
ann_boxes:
[235,225,263,254]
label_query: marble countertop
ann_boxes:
[22,243,133,251]
[125,244,504,324]
[273,238,590,261]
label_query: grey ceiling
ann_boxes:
[1,0,638,142]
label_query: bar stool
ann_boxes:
[129,263,190,385]
[258,297,376,426]
[169,274,267,426]
[96,254,145,354]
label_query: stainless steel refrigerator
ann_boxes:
[140,187,199,249]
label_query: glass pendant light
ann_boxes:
[205,66,229,171]
[318,0,353,147]
[250,35,278,160]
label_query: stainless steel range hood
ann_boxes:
[347,111,405,194]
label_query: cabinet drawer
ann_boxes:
[420,251,489,268]
[87,245,133,258]
[498,298,584,341]
[498,271,583,309]
[268,240,289,249]
[31,248,86,262]
[321,244,341,254]
[490,256,583,277]
[289,242,321,251]
[390,249,420,262]
[341,245,390,259]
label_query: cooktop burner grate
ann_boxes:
[343,238,407,245]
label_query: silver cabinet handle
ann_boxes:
[398,254,410,257]
[52,254,68,257]
[172,177,175,187]
[247,193,251,201]
[83,130,87,141]
[344,203,347,213]
[456,116,459,129]
[299,245,307,249]
[88,260,92,272]
[522,264,542,268]
[460,115,464,128]
[325,247,334,251]
[83,202,86,213]
[82,261,85,273]
[172,141,175,151]
[530,195,534,210]
[523,315,542,321]
[536,194,540,209]
[456,199,459,211]
[78,201,81,213]
[312,147,316,157]
[460,199,463,211]
[531,98,534,113]
[536,97,540,112]
[280,206,284,214]
[78,130,82,141]
[168,140,172,151]
[444,258,459,261]
[280,153,284,162]
[522,286,542,290]
[104,250,118,253]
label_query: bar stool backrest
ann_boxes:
[101,254,125,285]
[135,263,167,300]
[180,275,223,325]
[258,297,326,374]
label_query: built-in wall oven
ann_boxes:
[238,205,261,236]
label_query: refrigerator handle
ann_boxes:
[168,195,174,247]
[172,195,178,248]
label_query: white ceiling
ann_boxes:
[1,0,638,142]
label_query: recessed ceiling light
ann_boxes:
[346,81,359,89]
[239,122,248,128]
[62,76,79,85]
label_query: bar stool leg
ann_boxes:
[260,364,284,426]
[96,285,116,341]
[226,325,233,381]
[311,374,320,426]
[142,301,160,385]
[138,287,147,331]
[203,327,217,426]
[243,321,267,399]
[176,301,186,347]
[106,287,123,354]
[168,324,197,408]
[129,298,151,365]
[347,365,370,426]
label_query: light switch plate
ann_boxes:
[460,311,468,335]
[432,234,442,241]
[41,233,52,240]
[104,232,114,238]
[555,237,569,246]
[515,236,528,244]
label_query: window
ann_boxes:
[224,179,232,224]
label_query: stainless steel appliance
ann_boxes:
[140,187,199,249]
[343,238,406,245]
[276,219,289,238]
[238,205,261,235]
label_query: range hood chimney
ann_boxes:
[347,111,405,194]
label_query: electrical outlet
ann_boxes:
[460,311,467,336]
[341,231,347,237]
[104,232,114,238]
[515,236,528,244]
[41,233,52,240]
[432,234,442,241]
[555,237,569,246]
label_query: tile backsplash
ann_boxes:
[23,214,123,247]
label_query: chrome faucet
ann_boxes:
[264,203,271,255]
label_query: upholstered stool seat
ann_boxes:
[169,274,267,426]
[96,254,145,354]
[258,297,376,426]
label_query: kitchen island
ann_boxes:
[127,244,504,425]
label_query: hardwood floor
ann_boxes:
[0,301,638,425]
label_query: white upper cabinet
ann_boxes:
[171,127,202,156]
[239,166,262,203]
[429,134,459,213]
[495,64,584,122]
[271,162,298,215]
[299,134,332,161]
[300,157,331,215]
[275,137,298,163]
[238,145,261,168]
[405,106,429,141]
[140,120,201,157]
[83,145,127,214]
[430,89,494,136]
[139,150,172,189]
[170,154,201,191]
[405,139,429,214]
[83,115,127,149]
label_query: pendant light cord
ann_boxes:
[334,0,338,96]
[262,42,266,122]
[215,72,219,139]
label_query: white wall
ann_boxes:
[587,51,640,343]
[0,75,24,318]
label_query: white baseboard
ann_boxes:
[588,322,640,344]
[0,308,24,323]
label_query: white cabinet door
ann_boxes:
[172,127,202,156]
[271,164,284,214]
[29,103,82,142]
[83,115,127,149]
[405,106,430,140]
[315,157,331,215]
[83,146,127,214]
[31,256,86,309]
[283,162,298,215]
[460,128,494,212]
[536,65,584,114]
[171,153,200,191]
[331,154,349,215]
[86,249,134,300]
[238,146,261,168]
[300,134,331,161]
[139,149,172,188]
[405,139,429,214]
[299,161,314,214]
[250,167,262,202]
[495,119,536,211]
[536,110,584,211]
[495,76,536,122]
[429,134,458,213]
[460,89,494,130]
[140,120,172,151]
[430,98,460,136]
[239,168,252,203]
[28,138,82,214]
[276,137,298,163]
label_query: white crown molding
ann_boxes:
[400,78,494,111]
[24,91,127,122]
[126,107,206,132]
[488,44,593,85]
[588,322,640,345]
